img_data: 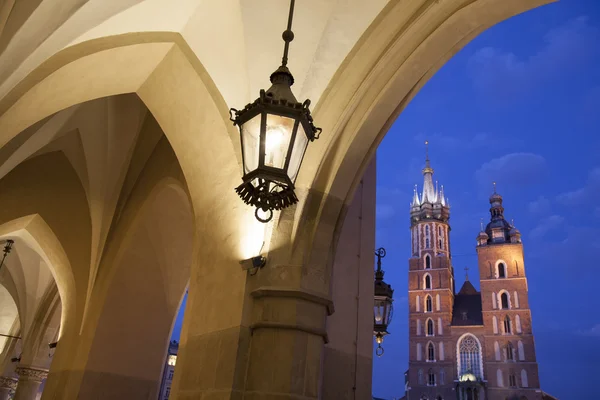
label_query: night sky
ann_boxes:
[172,1,600,398]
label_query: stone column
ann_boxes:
[0,377,17,400]
[13,367,48,400]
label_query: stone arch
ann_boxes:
[295,0,552,276]
[0,33,263,264]
[0,215,75,339]
[78,176,194,399]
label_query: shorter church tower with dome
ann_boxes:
[405,147,547,400]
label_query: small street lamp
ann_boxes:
[374,247,394,357]
[230,0,321,223]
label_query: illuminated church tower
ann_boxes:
[407,142,455,399]
[405,145,545,400]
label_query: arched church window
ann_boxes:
[458,334,482,379]
[425,274,432,289]
[498,262,506,278]
[500,292,510,309]
[426,238,430,248]
[506,342,514,361]
[425,255,431,269]
[504,316,512,334]
[427,369,436,386]
[426,295,433,312]
[427,319,434,336]
[509,372,517,387]
[428,342,435,361]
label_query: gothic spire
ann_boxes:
[421,141,436,203]
[410,141,450,224]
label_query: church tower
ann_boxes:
[407,143,455,399]
[476,186,543,400]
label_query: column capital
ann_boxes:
[15,366,48,383]
[0,376,17,391]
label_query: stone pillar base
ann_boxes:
[0,377,18,400]
[14,367,48,400]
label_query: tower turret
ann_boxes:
[479,183,521,245]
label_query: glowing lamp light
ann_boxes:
[373,247,394,357]
[230,0,321,223]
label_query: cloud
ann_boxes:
[557,167,600,205]
[529,215,564,240]
[468,16,599,97]
[528,196,551,214]
[475,153,547,188]
[578,324,600,337]
[413,132,522,152]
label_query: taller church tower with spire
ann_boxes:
[405,145,545,400]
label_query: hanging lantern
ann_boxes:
[230,0,321,223]
[374,247,394,357]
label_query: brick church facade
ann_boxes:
[404,152,545,400]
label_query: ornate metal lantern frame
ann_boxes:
[373,247,394,356]
[230,0,321,223]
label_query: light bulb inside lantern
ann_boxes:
[375,314,383,323]
[265,125,284,166]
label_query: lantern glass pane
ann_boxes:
[240,114,262,174]
[374,300,386,325]
[287,122,309,183]
[265,114,295,170]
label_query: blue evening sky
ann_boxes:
[374,1,600,399]
[172,1,600,398]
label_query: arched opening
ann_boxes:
[427,342,435,361]
[79,179,194,399]
[426,295,433,312]
[506,342,515,361]
[457,334,483,379]
[427,369,435,386]
[425,274,432,289]
[504,316,512,334]
[425,254,431,269]
[498,263,506,278]
[426,319,434,336]
[500,292,510,309]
